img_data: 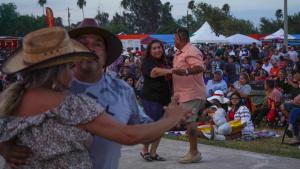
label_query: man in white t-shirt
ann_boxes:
[262,57,273,74]
[239,47,249,60]
[288,47,299,64]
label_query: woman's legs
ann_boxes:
[140,144,152,161]
[141,99,165,161]
[142,138,164,161]
[149,138,163,159]
[142,144,149,155]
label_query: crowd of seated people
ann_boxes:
[2,41,294,143]
[106,43,299,143]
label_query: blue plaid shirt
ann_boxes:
[70,72,152,169]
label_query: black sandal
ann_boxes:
[140,152,153,162]
[151,154,166,161]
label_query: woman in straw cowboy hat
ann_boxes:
[0,27,191,169]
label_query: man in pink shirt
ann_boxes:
[172,27,207,163]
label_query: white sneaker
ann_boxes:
[179,152,202,163]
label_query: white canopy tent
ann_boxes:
[190,22,227,43]
[263,28,295,40]
[226,34,262,46]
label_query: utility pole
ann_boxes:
[186,10,189,31]
[284,0,288,47]
[68,7,71,29]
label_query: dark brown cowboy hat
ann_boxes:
[68,18,122,66]
[1,27,97,74]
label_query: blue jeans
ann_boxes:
[142,99,164,122]
[288,108,300,136]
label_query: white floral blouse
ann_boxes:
[0,94,104,169]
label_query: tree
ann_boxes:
[177,14,198,33]
[275,9,283,21]
[95,8,109,26]
[182,2,256,35]
[222,4,230,15]
[259,9,289,34]
[157,2,178,33]
[0,3,63,36]
[288,12,300,34]
[14,15,47,36]
[223,18,256,35]
[121,0,162,33]
[38,0,47,15]
[107,12,132,34]
[260,11,300,34]
[77,0,86,19]
[259,17,280,34]
[55,17,63,27]
[188,0,195,10]
[70,21,81,29]
[0,3,19,36]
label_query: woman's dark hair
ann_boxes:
[124,76,135,87]
[228,55,235,62]
[143,39,168,66]
[243,57,249,62]
[279,55,284,61]
[229,92,243,110]
[265,79,275,89]
[256,60,263,65]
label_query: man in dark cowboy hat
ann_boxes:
[69,18,152,169]
[1,18,152,169]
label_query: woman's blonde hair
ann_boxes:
[240,72,250,84]
[0,64,69,117]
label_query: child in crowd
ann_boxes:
[203,90,231,141]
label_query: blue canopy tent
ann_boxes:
[289,34,300,46]
[150,34,174,46]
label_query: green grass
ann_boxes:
[164,129,300,159]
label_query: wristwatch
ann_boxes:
[185,69,189,75]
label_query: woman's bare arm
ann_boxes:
[150,67,172,78]
[81,95,191,145]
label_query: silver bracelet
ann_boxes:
[185,69,189,75]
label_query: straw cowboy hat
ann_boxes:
[1,27,97,74]
[207,90,229,104]
[68,18,122,66]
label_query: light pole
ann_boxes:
[284,0,288,47]
[187,10,189,31]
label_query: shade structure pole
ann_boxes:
[284,0,288,47]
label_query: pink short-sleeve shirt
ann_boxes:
[173,43,207,103]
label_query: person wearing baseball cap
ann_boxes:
[206,69,228,97]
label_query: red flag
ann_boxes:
[266,99,277,122]
[45,7,55,27]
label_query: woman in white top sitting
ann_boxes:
[228,92,254,137]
